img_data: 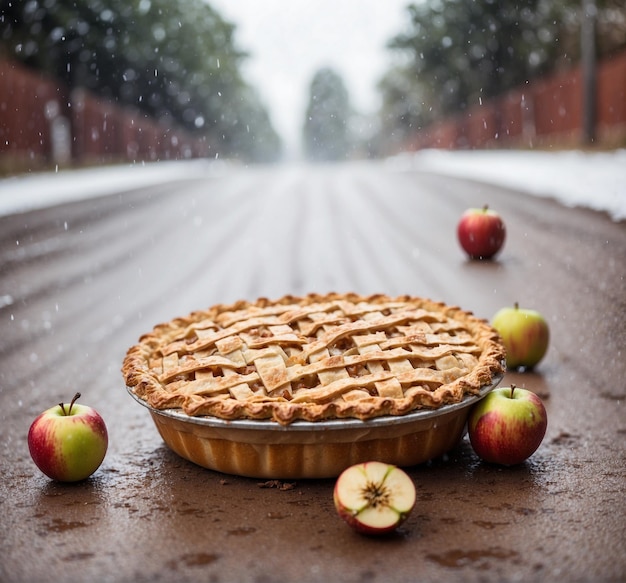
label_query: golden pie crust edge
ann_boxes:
[122,292,506,426]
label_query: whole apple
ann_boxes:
[28,392,108,482]
[457,205,506,260]
[333,461,416,535]
[468,385,547,466]
[491,302,550,369]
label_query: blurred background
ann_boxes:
[1,0,625,172]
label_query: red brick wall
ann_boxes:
[0,58,209,169]
[404,46,626,151]
[596,50,626,133]
[0,59,66,163]
[1,48,625,166]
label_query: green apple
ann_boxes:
[491,302,550,369]
[468,385,548,466]
[28,392,108,482]
[333,461,416,535]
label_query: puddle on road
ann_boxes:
[472,519,511,530]
[427,546,520,570]
[227,526,257,536]
[62,552,96,562]
[39,517,89,534]
[166,552,221,569]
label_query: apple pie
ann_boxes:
[122,293,506,426]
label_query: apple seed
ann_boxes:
[362,479,391,509]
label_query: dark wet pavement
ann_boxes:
[1,162,624,583]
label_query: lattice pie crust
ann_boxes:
[122,293,506,425]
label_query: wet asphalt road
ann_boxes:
[0,160,625,583]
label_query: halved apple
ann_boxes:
[333,461,416,535]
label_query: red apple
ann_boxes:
[491,302,550,369]
[457,205,506,259]
[333,461,416,535]
[28,392,108,482]
[468,385,547,466]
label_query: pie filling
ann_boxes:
[122,293,506,425]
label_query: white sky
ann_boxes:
[207,0,412,158]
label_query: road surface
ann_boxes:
[1,161,624,583]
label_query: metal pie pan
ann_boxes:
[128,372,503,479]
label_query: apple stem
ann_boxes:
[510,384,516,399]
[514,301,519,310]
[60,392,81,416]
[483,204,489,212]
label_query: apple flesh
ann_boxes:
[491,302,549,369]
[28,392,108,482]
[333,461,416,535]
[457,205,506,260]
[468,385,547,466]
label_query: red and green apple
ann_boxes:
[28,392,108,482]
[333,461,416,535]
[491,302,550,369]
[468,385,548,466]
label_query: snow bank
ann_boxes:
[388,149,626,222]
[0,150,624,221]
[0,159,224,217]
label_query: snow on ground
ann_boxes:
[388,148,626,222]
[0,150,624,221]
[0,159,224,218]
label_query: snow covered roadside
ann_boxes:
[0,150,624,221]
[387,149,626,222]
[0,158,225,218]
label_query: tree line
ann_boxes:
[0,0,282,163]
[2,0,625,163]
[302,0,626,159]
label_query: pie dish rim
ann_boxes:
[122,291,507,426]
[126,368,504,433]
